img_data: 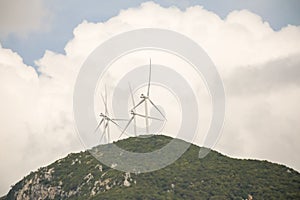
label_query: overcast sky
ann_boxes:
[0,0,300,196]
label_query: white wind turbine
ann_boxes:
[94,86,128,143]
[131,58,166,134]
[120,82,163,138]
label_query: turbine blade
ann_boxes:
[105,85,108,115]
[129,83,137,136]
[128,83,136,109]
[104,120,109,131]
[135,113,163,121]
[119,116,134,139]
[132,99,145,110]
[94,118,104,133]
[148,98,167,120]
[147,58,151,97]
[101,93,105,105]
[109,119,123,130]
[100,93,108,115]
[111,119,128,121]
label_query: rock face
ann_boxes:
[5,151,130,200]
[3,135,300,199]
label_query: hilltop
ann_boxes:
[3,135,300,199]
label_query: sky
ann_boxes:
[0,0,300,197]
[1,0,300,67]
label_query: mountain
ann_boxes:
[3,135,300,199]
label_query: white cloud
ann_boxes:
[0,0,51,38]
[0,44,82,196]
[1,1,300,196]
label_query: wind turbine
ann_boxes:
[94,86,128,143]
[132,58,166,134]
[118,80,164,139]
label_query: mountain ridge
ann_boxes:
[3,135,300,199]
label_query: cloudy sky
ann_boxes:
[0,0,300,196]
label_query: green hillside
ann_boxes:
[3,135,300,199]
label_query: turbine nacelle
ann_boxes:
[140,94,148,99]
[100,113,105,117]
